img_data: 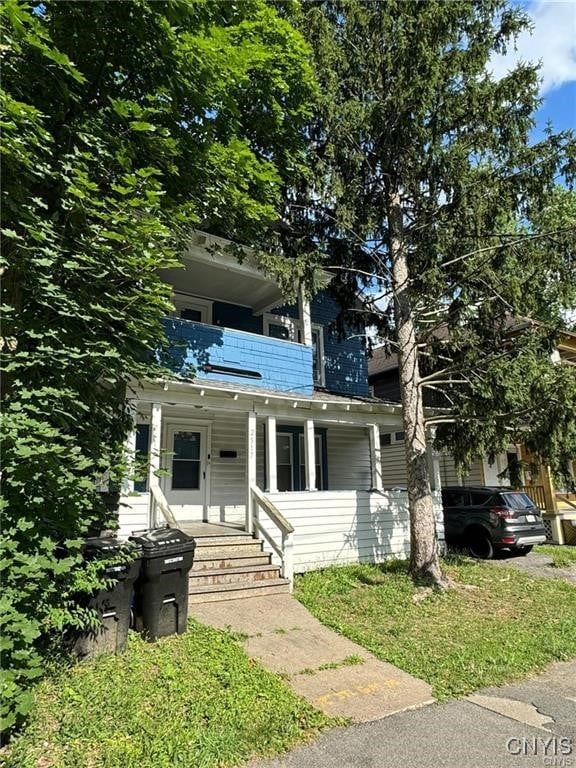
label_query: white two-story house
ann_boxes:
[118,232,444,600]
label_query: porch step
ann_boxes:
[184,530,289,603]
[192,534,256,545]
[192,553,272,571]
[189,563,280,588]
[188,578,291,604]
[193,541,264,559]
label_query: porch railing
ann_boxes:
[518,485,547,510]
[251,485,294,588]
[149,484,178,528]
[557,494,576,510]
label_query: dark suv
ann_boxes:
[441,486,547,559]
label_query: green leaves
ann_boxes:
[1,0,316,736]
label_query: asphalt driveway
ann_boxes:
[489,550,576,584]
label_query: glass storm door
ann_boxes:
[163,425,208,521]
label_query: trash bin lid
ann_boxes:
[129,527,195,556]
[83,535,139,557]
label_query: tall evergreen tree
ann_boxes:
[282,0,576,586]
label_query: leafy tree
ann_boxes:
[281,0,576,586]
[0,0,315,732]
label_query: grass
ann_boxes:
[535,544,576,569]
[295,556,576,700]
[2,621,333,768]
[295,654,366,677]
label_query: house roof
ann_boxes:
[368,318,576,377]
[367,346,399,377]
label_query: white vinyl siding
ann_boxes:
[380,441,409,488]
[117,493,150,538]
[327,426,371,490]
[207,410,247,525]
[262,490,444,573]
[380,439,484,489]
[438,455,484,486]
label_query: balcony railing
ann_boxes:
[161,317,314,394]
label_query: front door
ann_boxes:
[163,424,209,521]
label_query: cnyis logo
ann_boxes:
[506,737,573,765]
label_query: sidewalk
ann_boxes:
[189,594,434,722]
[245,660,576,768]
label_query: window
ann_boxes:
[134,423,150,493]
[470,490,494,506]
[380,431,404,446]
[276,433,294,491]
[172,293,212,324]
[171,431,201,490]
[272,427,327,491]
[311,327,325,386]
[264,314,296,341]
[264,313,325,386]
[500,492,536,510]
[442,489,470,507]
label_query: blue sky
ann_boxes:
[489,0,575,139]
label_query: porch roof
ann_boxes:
[151,376,402,416]
[160,230,331,315]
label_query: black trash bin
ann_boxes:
[72,536,141,660]
[130,528,196,641]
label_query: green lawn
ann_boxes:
[535,544,576,568]
[295,556,576,700]
[3,621,332,768]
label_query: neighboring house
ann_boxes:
[118,231,445,598]
[368,330,576,545]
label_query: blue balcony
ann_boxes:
[161,318,314,395]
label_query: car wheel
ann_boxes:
[516,545,533,556]
[468,533,494,560]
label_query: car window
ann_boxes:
[499,492,536,509]
[470,490,494,506]
[442,490,470,506]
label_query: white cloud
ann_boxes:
[489,1,576,94]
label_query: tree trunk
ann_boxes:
[388,191,449,588]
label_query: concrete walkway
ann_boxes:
[190,594,434,722]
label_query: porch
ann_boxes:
[118,380,445,594]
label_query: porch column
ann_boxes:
[298,282,313,346]
[368,424,383,492]
[148,402,162,526]
[122,401,137,494]
[266,415,278,493]
[246,411,257,533]
[304,418,316,490]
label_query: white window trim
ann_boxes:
[311,325,325,387]
[381,431,405,446]
[264,314,326,386]
[263,313,297,341]
[172,292,213,324]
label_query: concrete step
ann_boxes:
[192,535,256,546]
[192,553,271,571]
[189,564,281,587]
[188,578,291,604]
[193,541,264,559]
